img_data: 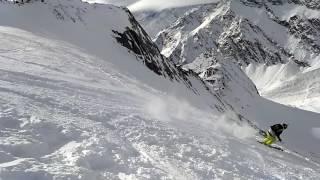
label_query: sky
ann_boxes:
[84,0,219,11]
[128,0,219,11]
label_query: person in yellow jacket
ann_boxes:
[263,123,288,145]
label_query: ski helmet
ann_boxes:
[283,123,288,129]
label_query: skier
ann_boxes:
[263,123,288,146]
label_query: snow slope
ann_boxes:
[0,0,320,179]
[1,18,320,180]
[244,62,320,113]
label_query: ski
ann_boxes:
[257,141,284,151]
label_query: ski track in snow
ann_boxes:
[0,26,320,179]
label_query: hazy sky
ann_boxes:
[128,0,219,11]
[84,0,136,6]
[84,0,219,11]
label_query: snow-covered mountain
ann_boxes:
[140,0,320,113]
[133,5,201,38]
[1,0,320,179]
[153,0,320,67]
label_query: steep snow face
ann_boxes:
[1,10,320,180]
[1,0,320,179]
[244,62,320,113]
[145,0,320,112]
[0,0,219,101]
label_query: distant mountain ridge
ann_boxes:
[154,0,320,67]
[136,0,320,112]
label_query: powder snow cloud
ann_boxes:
[144,95,256,140]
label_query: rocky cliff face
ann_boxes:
[112,9,181,80]
[112,8,218,94]
[135,0,320,112]
[152,0,319,86]
[112,8,260,116]
[158,0,320,64]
